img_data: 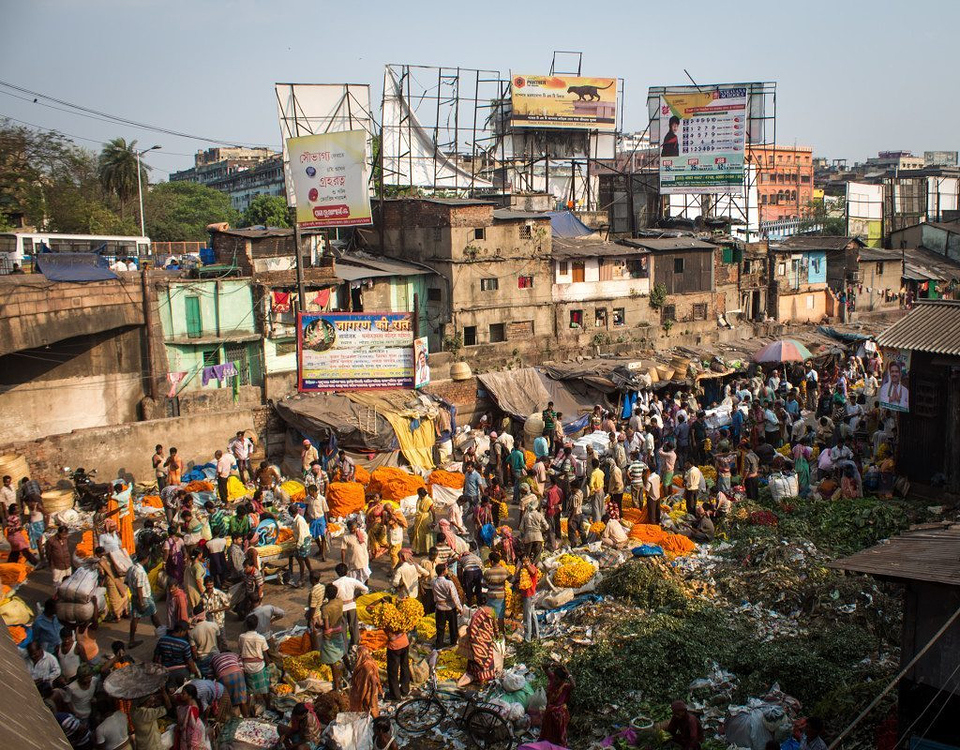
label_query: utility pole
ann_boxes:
[136,144,161,238]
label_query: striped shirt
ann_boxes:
[483,565,509,599]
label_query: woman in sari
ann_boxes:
[410,488,434,555]
[365,494,388,559]
[167,579,190,629]
[792,439,813,494]
[438,519,469,556]
[164,526,186,586]
[97,546,129,621]
[315,583,346,690]
[176,683,207,750]
[349,645,382,717]
[496,525,518,565]
[185,548,205,612]
[458,602,497,687]
[540,665,575,746]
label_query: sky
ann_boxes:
[2,0,957,179]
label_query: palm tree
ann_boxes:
[98,138,148,219]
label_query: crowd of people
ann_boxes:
[5,345,900,750]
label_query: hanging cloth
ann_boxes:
[272,291,291,313]
[166,372,187,398]
[313,288,331,308]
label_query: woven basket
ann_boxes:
[656,365,675,381]
[0,454,30,487]
[42,489,75,514]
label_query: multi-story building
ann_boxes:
[171,148,285,212]
[864,151,926,172]
[747,145,815,224]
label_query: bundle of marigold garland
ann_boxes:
[698,465,718,481]
[435,649,468,681]
[553,558,595,588]
[589,521,606,535]
[427,469,465,489]
[498,501,510,522]
[370,597,424,632]
[284,652,333,682]
[518,567,534,592]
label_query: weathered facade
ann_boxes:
[768,241,830,323]
[855,248,904,311]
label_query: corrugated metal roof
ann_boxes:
[492,208,550,221]
[552,236,645,259]
[829,525,960,587]
[618,237,715,252]
[779,235,863,251]
[903,246,960,282]
[858,248,903,262]
[0,629,73,749]
[875,300,960,356]
[336,256,432,281]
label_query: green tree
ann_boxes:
[144,181,238,241]
[98,137,148,219]
[240,194,290,228]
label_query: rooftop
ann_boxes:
[875,300,960,356]
[617,237,716,252]
[779,235,864,252]
[903,246,960,282]
[830,524,960,587]
[552,235,646,259]
[858,248,904,262]
[335,254,433,281]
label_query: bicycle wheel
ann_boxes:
[394,697,445,733]
[464,706,513,750]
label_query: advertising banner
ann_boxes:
[878,348,911,413]
[413,336,430,389]
[510,74,617,130]
[286,130,371,228]
[658,86,747,194]
[297,312,414,391]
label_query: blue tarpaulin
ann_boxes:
[547,210,594,238]
[35,253,118,282]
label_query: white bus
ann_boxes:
[0,232,151,273]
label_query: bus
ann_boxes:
[0,232,152,274]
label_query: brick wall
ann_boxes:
[422,377,491,427]
[380,199,495,230]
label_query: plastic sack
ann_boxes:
[108,548,132,576]
[501,668,527,692]
[479,522,496,547]
[325,711,373,750]
[0,596,33,626]
[58,566,99,603]
[527,686,547,712]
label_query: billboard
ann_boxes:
[657,86,748,194]
[286,131,372,229]
[510,74,617,131]
[846,182,883,248]
[297,312,414,391]
[878,348,910,413]
[414,336,430,389]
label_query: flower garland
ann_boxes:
[371,597,424,632]
[554,558,595,588]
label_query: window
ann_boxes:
[876,262,884,275]
[777,262,786,276]
[627,257,649,278]
[761,194,768,204]
[433,227,442,241]
[595,308,607,327]
[662,304,676,322]
[692,303,708,320]
[463,326,477,346]
[569,309,583,328]
[427,287,442,302]
[806,294,815,309]
[517,275,534,289]
[559,261,569,275]
[572,261,585,283]
[801,175,811,183]
[474,227,486,240]
[722,246,734,264]
[519,224,532,239]
[202,348,220,369]
[489,323,506,343]
[674,257,685,274]
[613,307,625,326]
[225,343,250,385]
[185,296,202,338]
[480,277,499,291]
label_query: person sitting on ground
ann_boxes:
[661,699,704,750]
[599,513,630,549]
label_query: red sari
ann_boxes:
[467,607,497,683]
[540,670,573,746]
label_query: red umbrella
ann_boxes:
[753,339,814,363]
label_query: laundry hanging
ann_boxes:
[166,371,187,398]
[313,288,331,308]
[201,361,239,386]
[272,291,292,313]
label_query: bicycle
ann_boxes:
[393,661,514,750]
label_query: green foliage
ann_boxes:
[649,282,668,309]
[240,194,290,228]
[98,137,148,216]
[597,559,693,614]
[144,181,238,242]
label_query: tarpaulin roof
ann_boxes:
[477,367,594,426]
[275,393,399,453]
[548,210,594,238]
[36,253,118,282]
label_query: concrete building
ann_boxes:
[855,248,904,311]
[171,148,285,212]
[372,198,555,364]
[890,221,960,263]
[864,151,926,172]
[747,145,815,224]
[769,237,831,323]
[737,241,771,322]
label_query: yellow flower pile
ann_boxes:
[274,684,294,695]
[416,613,436,641]
[498,501,510,522]
[435,649,468,681]
[356,591,392,625]
[776,443,793,458]
[698,465,717,481]
[553,558,595,588]
[555,554,582,567]
[370,597,424,633]
[284,652,333,682]
[518,568,534,592]
[589,521,606,535]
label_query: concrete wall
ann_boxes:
[858,261,903,311]
[553,257,651,301]
[0,408,259,486]
[777,289,828,323]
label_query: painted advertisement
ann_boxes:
[658,86,747,194]
[510,74,617,130]
[297,312,413,391]
[286,130,371,228]
[878,348,911,413]
[413,336,430,389]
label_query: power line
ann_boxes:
[0,79,273,149]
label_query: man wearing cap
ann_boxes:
[300,439,319,476]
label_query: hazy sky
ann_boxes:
[2,0,956,179]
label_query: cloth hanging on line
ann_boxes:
[272,291,291,313]
[201,362,239,386]
[166,372,187,398]
[313,288,331,308]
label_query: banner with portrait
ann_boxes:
[297,312,414,391]
[878,348,911,412]
[413,337,430,389]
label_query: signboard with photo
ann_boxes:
[510,74,617,130]
[878,348,911,412]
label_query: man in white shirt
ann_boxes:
[0,475,16,521]
[24,641,61,684]
[228,430,253,484]
[304,484,329,560]
[214,449,236,505]
[94,704,130,750]
[683,461,703,516]
[301,440,319,475]
[286,505,313,587]
[392,551,428,599]
[238,614,273,711]
[189,612,221,674]
[332,562,368,649]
